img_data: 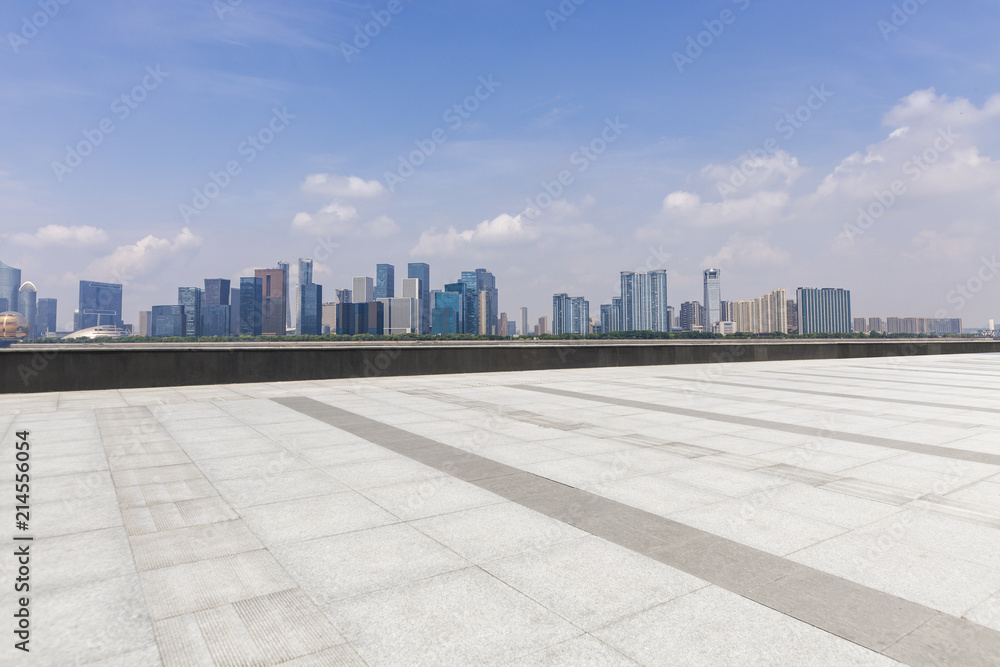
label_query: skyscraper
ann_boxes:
[553,294,588,335]
[352,276,374,304]
[18,282,37,339]
[376,264,395,300]
[728,289,787,334]
[204,279,231,307]
[151,305,185,338]
[177,287,203,338]
[138,310,152,337]
[230,288,241,335]
[296,258,315,335]
[459,271,479,335]
[407,263,431,334]
[797,288,852,334]
[786,299,798,334]
[703,269,721,329]
[277,261,291,334]
[444,282,467,334]
[299,283,322,335]
[519,307,528,338]
[37,298,57,337]
[620,270,669,332]
[239,277,263,336]
[401,277,422,334]
[78,281,123,329]
[680,301,703,331]
[202,279,231,337]
[0,259,21,315]
[499,312,509,338]
[255,268,286,336]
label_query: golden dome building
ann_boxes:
[0,311,30,339]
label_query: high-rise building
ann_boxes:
[679,301,703,331]
[322,303,338,333]
[553,294,589,335]
[37,298,57,337]
[620,270,669,332]
[335,289,352,304]
[337,301,384,335]
[255,268,286,336]
[151,305,185,338]
[296,258,316,335]
[499,312,509,338]
[407,263,431,334]
[537,315,549,335]
[519,307,528,338]
[666,306,675,332]
[202,279,231,337]
[380,297,418,334]
[78,281,123,330]
[443,283,467,334]
[17,282,37,338]
[352,276,374,304]
[786,299,798,334]
[178,287,203,338]
[868,317,885,334]
[376,264,395,300]
[239,277,263,336]
[0,259,21,315]
[299,283,322,335]
[138,310,152,337]
[797,288,852,335]
[204,279,230,307]
[230,288,241,336]
[703,269,721,329]
[853,317,867,334]
[432,290,463,335]
[728,289,787,334]
[459,272,479,335]
[277,261,291,334]
[507,321,517,337]
[401,278,423,334]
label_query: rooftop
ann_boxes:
[2,353,999,665]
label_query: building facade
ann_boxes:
[79,281,123,329]
[407,263,431,334]
[151,305,185,338]
[620,270,669,332]
[0,260,21,315]
[37,298,57,336]
[703,269,721,330]
[178,287,203,338]
[255,268,286,336]
[239,277,263,336]
[797,288,852,335]
[376,264,395,300]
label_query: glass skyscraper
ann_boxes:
[797,287,852,334]
[255,268,286,336]
[299,283,322,335]
[432,290,463,335]
[18,282,38,339]
[0,259,21,315]
[239,277,263,336]
[37,298,57,337]
[151,305,185,337]
[703,269,721,329]
[78,280,123,329]
[407,263,430,334]
[376,264,395,300]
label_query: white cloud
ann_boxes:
[290,200,397,239]
[410,212,540,257]
[702,234,791,270]
[11,224,109,247]
[90,227,201,284]
[301,173,385,198]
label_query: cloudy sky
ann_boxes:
[2,0,1000,330]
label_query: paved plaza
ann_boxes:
[2,352,1000,665]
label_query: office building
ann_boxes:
[520,307,528,338]
[178,287,203,338]
[151,305,185,338]
[620,270,669,332]
[714,321,737,335]
[278,261,291,334]
[337,301,384,335]
[408,263,431,334]
[797,288,852,335]
[537,315,549,335]
[18,282,37,339]
[352,276,374,304]
[202,306,231,338]
[432,290,463,335]
[460,269,499,336]
[335,288,352,304]
[255,268,286,336]
[322,303,338,333]
[0,259,21,315]
[230,288,241,336]
[667,306,676,332]
[299,283,322,335]
[376,264,395,300]
[703,269,722,329]
[499,312,509,338]
[381,297,418,335]
[138,310,152,337]
[204,279,230,307]
[78,280,124,329]
[37,298,57,337]
[402,278,423,333]
[729,289,787,334]
[239,277,263,336]
[680,301,703,331]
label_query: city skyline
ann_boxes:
[2,3,999,330]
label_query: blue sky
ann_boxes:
[2,0,1000,330]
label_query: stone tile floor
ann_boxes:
[2,353,1000,665]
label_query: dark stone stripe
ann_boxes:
[272,396,1000,666]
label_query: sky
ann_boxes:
[2,0,1000,331]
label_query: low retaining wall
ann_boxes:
[2,340,999,394]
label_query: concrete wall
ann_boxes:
[3,340,999,394]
